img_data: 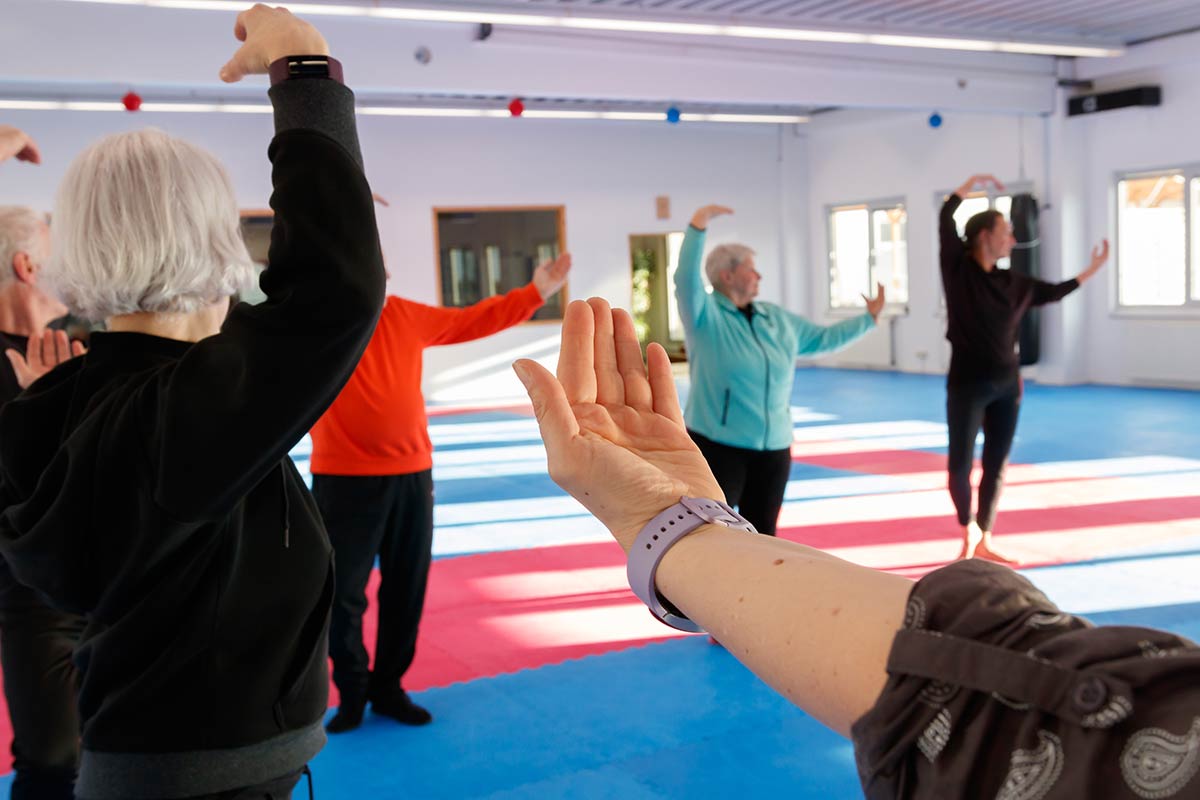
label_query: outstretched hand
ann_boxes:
[863,282,886,321]
[0,126,41,165]
[5,330,86,390]
[532,253,572,301]
[514,298,724,551]
[690,205,734,230]
[1079,239,1110,284]
[219,4,329,83]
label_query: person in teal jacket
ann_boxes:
[676,204,885,535]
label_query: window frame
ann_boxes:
[1111,166,1200,318]
[824,195,909,317]
[432,204,568,324]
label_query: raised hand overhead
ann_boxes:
[954,174,1005,198]
[690,204,735,230]
[219,3,329,83]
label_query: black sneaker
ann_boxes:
[370,690,433,726]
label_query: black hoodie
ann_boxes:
[0,78,385,798]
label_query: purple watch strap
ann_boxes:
[627,497,756,633]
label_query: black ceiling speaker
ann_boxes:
[1068,85,1161,117]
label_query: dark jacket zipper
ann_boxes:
[721,389,731,425]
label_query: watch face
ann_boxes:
[289,57,331,78]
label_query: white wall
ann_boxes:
[1071,43,1200,387]
[0,109,807,402]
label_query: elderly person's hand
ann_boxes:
[689,204,733,230]
[532,253,571,301]
[0,126,41,165]
[514,298,724,551]
[220,4,330,83]
[5,330,86,390]
[863,282,886,321]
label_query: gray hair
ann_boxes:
[48,128,256,321]
[0,206,49,287]
[704,243,756,286]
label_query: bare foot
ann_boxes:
[956,522,983,560]
[973,539,1019,566]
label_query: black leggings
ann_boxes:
[689,431,792,535]
[946,375,1022,533]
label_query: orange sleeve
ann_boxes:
[402,283,546,346]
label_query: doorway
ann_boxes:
[629,232,687,361]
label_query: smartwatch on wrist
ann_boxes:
[268,54,344,86]
[627,497,756,633]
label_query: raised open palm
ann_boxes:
[515,298,724,551]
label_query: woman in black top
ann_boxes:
[0,8,385,800]
[940,174,1107,564]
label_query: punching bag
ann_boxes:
[1010,193,1041,366]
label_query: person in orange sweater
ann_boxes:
[310,250,571,733]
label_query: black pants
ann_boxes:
[312,472,434,706]
[689,431,792,535]
[0,598,85,800]
[945,375,1022,533]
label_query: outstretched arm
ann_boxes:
[1030,239,1109,306]
[675,205,733,329]
[418,253,571,346]
[790,284,883,357]
[514,298,911,737]
[155,5,385,520]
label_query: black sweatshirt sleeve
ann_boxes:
[1030,277,1080,307]
[152,79,386,521]
[939,195,965,275]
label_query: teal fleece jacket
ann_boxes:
[675,225,875,451]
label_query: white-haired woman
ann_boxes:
[0,7,384,800]
[675,204,885,535]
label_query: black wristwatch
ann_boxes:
[268,55,344,86]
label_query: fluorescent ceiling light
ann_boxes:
[0,100,62,110]
[62,101,125,111]
[0,97,807,123]
[53,0,1125,58]
[358,107,509,117]
[724,25,868,44]
[559,17,721,36]
[867,34,999,52]
[598,112,665,121]
[521,110,601,119]
[681,113,808,124]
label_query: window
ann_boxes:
[1115,171,1193,309]
[434,207,567,321]
[827,199,908,310]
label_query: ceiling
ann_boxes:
[433,0,1200,47]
